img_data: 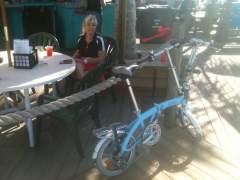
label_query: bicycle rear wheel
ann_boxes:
[178,109,203,140]
[96,138,136,176]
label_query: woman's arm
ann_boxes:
[73,49,85,64]
[73,49,80,59]
[85,50,105,64]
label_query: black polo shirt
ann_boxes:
[87,0,102,13]
[76,33,105,58]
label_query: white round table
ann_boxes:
[0,51,75,92]
[0,51,76,147]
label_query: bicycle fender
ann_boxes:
[92,130,127,160]
[92,137,109,160]
[184,109,203,136]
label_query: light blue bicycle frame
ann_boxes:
[120,95,186,156]
[120,44,187,156]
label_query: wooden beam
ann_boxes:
[165,20,185,127]
[118,0,127,64]
[0,0,12,66]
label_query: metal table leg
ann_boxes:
[52,82,58,96]
[24,88,35,147]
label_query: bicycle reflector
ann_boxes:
[160,50,167,64]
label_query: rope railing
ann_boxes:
[0,77,121,127]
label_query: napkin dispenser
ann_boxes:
[13,39,38,69]
[13,50,38,69]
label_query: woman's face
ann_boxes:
[85,21,97,36]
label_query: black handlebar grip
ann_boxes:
[136,54,152,65]
[170,39,188,47]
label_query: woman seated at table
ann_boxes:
[73,14,106,79]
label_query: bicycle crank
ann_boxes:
[143,121,161,146]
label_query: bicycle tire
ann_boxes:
[178,109,203,141]
[96,138,136,176]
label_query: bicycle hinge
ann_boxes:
[134,109,141,117]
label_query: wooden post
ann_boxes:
[124,0,137,59]
[118,0,127,64]
[0,0,12,66]
[164,20,185,128]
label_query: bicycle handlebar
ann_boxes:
[135,40,183,65]
[137,38,211,63]
[112,38,211,77]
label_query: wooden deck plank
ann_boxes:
[1,45,240,179]
[133,150,173,180]
[152,137,218,180]
[191,53,240,155]
[0,147,27,180]
[6,133,71,180]
[164,129,240,179]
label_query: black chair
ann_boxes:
[102,36,118,102]
[36,66,104,158]
[102,36,118,77]
[36,37,118,158]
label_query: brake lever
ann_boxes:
[149,51,155,62]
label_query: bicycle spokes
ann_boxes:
[143,120,161,146]
[178,108,203,140]
[96,138,136,176]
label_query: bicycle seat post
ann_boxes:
[125,78,141,116]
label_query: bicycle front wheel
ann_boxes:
[179,109,203,140]
[96,138,136,176]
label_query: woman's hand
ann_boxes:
[74,58,84,63]
[84,57,93,64]
[83,58,89,64]
[75,57,90,64]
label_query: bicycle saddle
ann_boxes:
[112,66,133,76]
[112,64,139,77]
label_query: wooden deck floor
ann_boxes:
[1,44,240,180]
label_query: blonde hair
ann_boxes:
[82,15,98,34]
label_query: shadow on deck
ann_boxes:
[1,42,240,179]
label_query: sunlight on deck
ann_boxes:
[2,43,240,180]
[188,50,240,157]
